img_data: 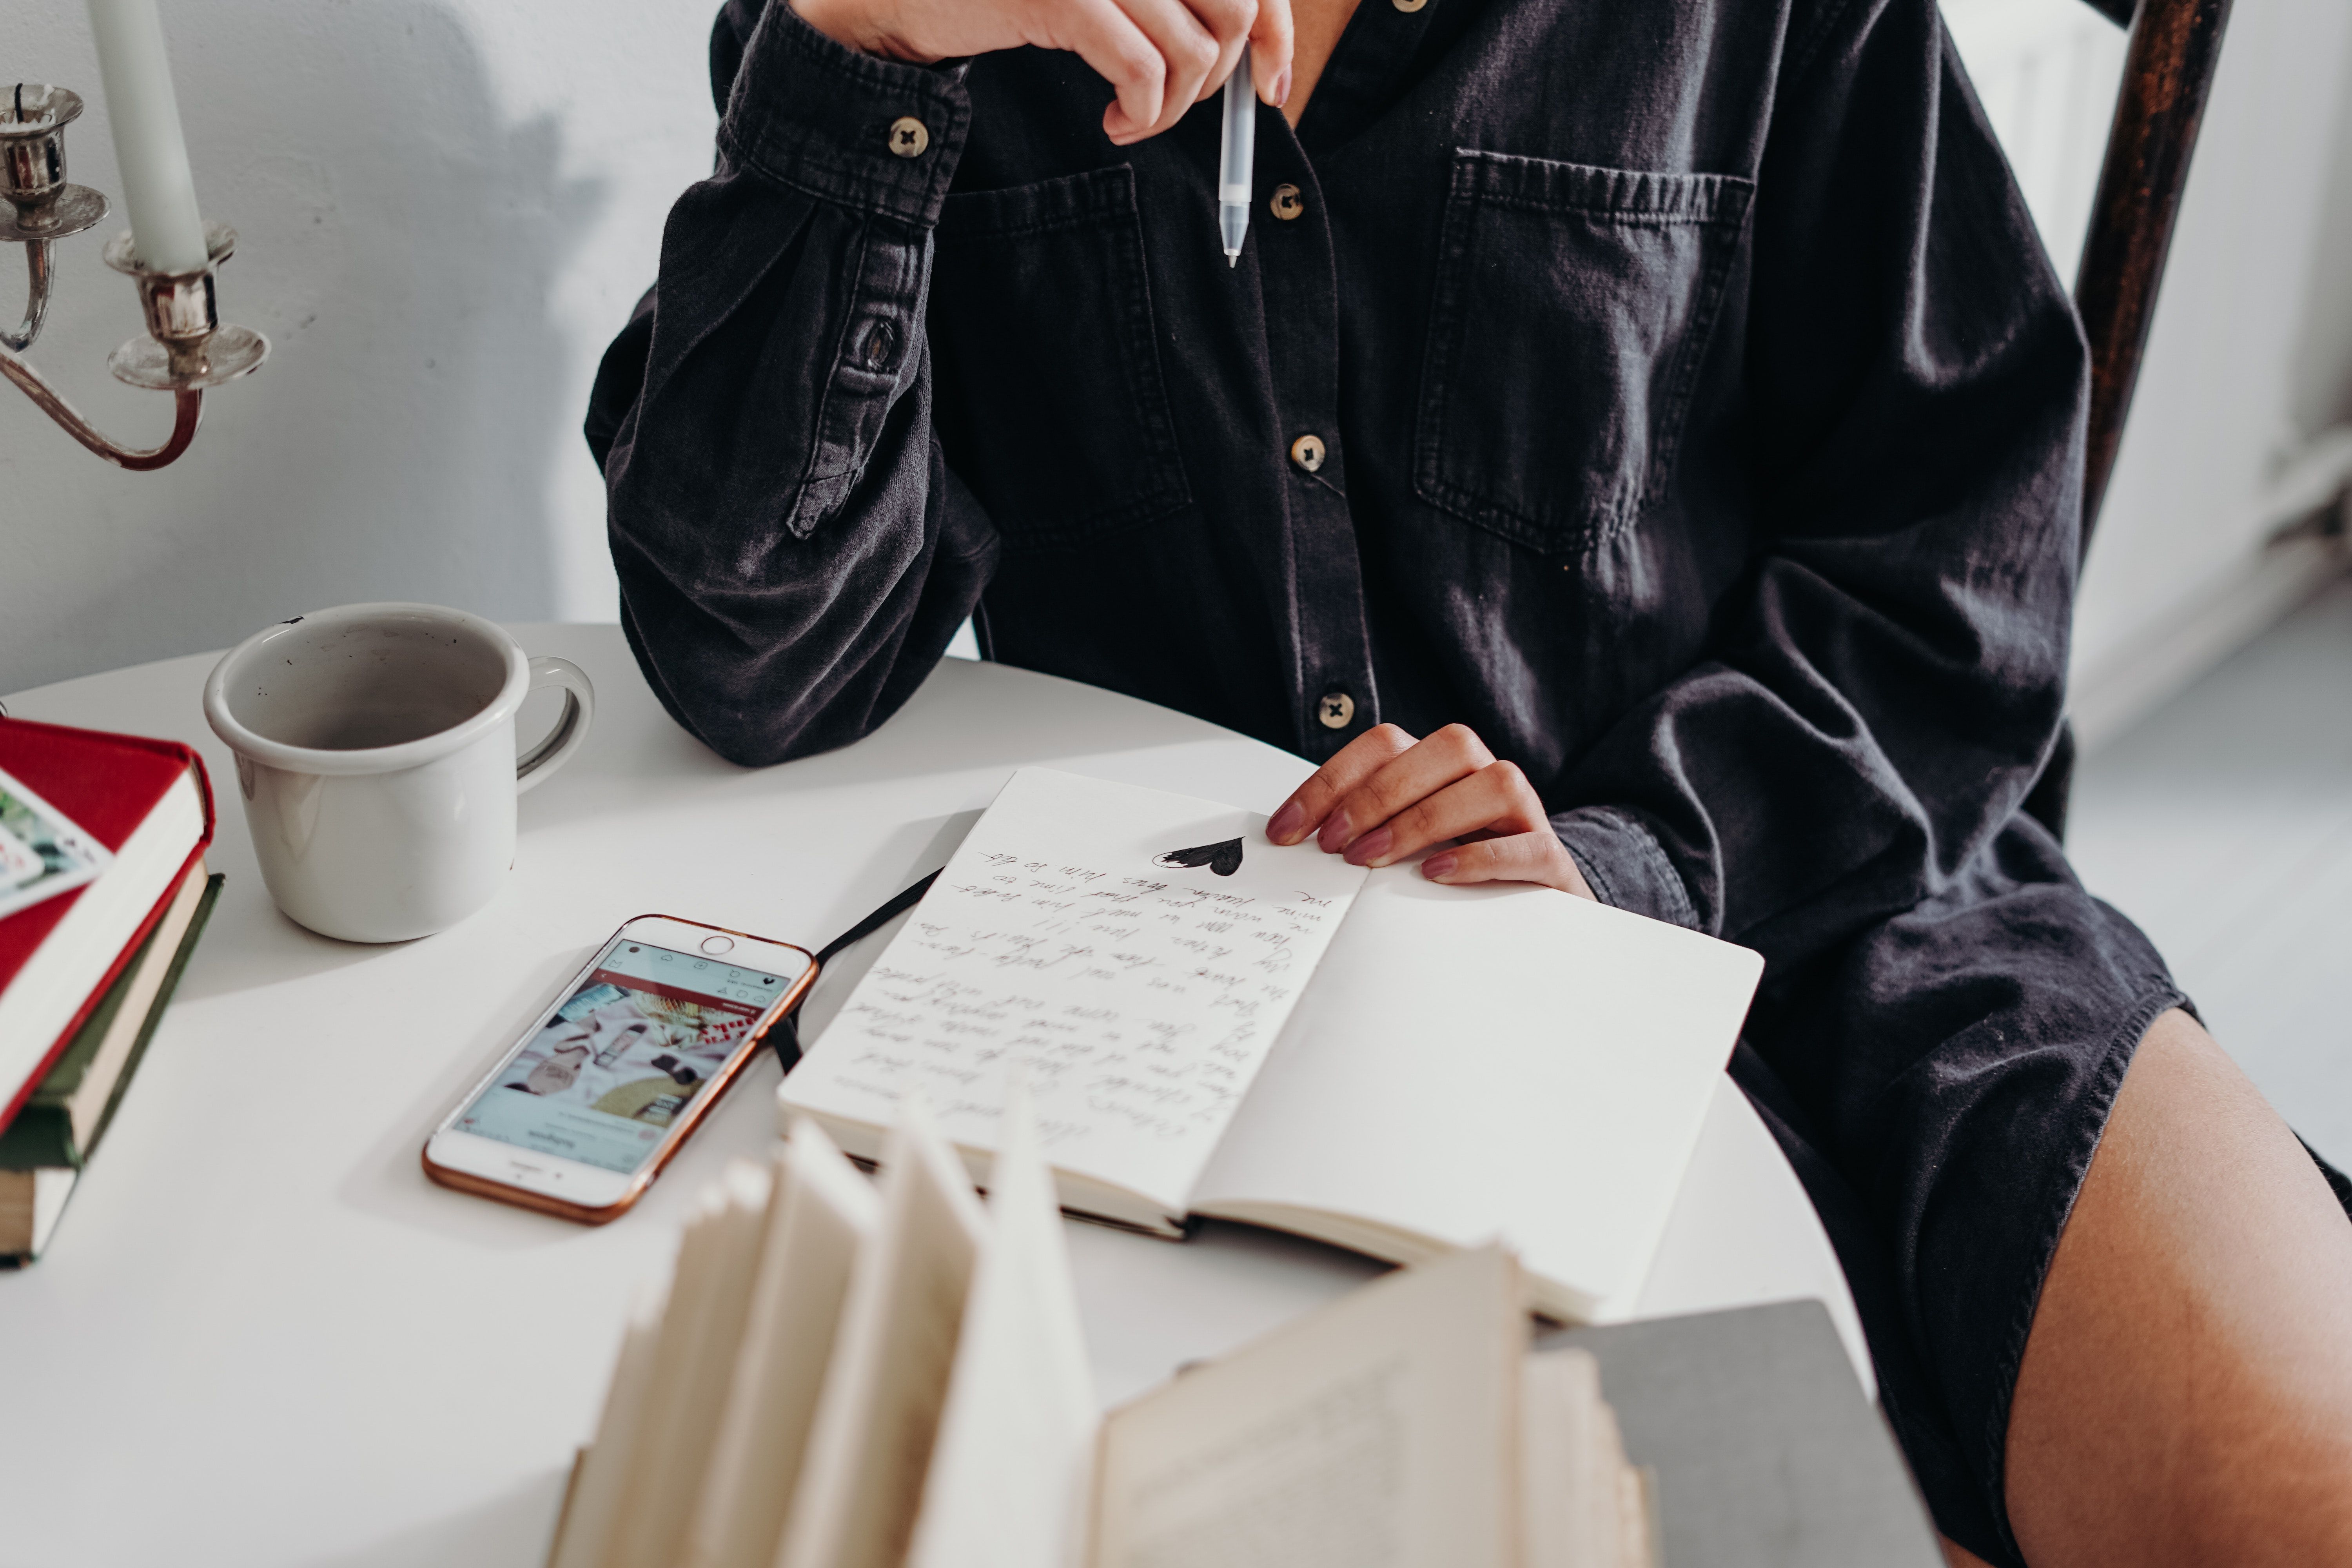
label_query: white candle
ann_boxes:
[85,0,207,272]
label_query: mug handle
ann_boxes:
[517,656,595,793]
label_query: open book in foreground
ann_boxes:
[546,1094,1658,1568]
[781,768,1764,1322]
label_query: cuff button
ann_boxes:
[888,117,931,158]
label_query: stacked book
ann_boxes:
[0,716,218,1264]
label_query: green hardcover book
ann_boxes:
[0,869,220,1170]
[0,871,221,1263]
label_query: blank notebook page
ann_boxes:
[1188,868,1762,1321]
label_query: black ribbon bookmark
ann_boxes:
[767,869,942,1071]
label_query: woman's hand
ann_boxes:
[1265,724,1597,899]
[793,0,1294,146]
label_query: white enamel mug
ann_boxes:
[203,603,595,943]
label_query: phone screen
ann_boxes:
[452,938,793,1174]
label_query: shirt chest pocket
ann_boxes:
[1415,151,1753,559]
[929,165,1193,552]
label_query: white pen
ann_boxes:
[1217,52,1256,268]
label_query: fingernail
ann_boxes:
[1346,827,1392,866]
[1267,802,1304,843]
[1422,852,1458,880]
[1269,65,1292,107]
[1317,810,1352,852]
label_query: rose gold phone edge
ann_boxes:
[419,913,818,1225]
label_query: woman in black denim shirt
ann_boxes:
[585,0,2352,1559]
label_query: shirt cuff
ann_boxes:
[720,3,972,228]
[1551,805,1701,932]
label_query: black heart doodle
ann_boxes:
[1154,838,1245,877]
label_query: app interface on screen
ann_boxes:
[457,941,791,1174]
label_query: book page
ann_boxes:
[782,769,1367,1218]
[1090,1244,1525,1568]
[1521,1349,1618,1568]
[1189,869,1762,1321]
[546,1281,667,1568]
[593,1185,727,1568]
[683,1124,881,1568]
[779,1097,991,1568]
[907,1082,1100,1568]
[604,1161,774,1568]
[64,858,207,1144]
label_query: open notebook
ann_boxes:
[781,768,1763,1322]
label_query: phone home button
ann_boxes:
[699,935,735,956]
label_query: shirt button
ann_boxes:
[1393,0,1428,11]
[1318,691,1356,730]
[1269,183,1305,221]
[887,117,930,158]
[1289,433,1327,473]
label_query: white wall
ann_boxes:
[1947,0,2352,743]
[7,0,2352,710]
[1,0,720,693]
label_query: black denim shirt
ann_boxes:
[588,0,2085,985]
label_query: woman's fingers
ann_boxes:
[1249,0,1294,106]
[1421,831,1596,899]
[1107,0,1227,139]
[1049,0,1171,140]
[1316,724,1495,853]
[1266,724,1417,845]
[1184,0,1260,103]
[1340,758,1542,866]
[808,0,1263,134]
[1270,714,1595,899]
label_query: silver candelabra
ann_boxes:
[2,82,266,470]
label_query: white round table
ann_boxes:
[0,628,1865,1568]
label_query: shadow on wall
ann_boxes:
[0,0,609,692]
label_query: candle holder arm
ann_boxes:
[4,235,52,353]
[1,345,202,469]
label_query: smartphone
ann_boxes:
[422,915,816,1223]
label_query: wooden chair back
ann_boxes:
[2022,0,2235,838]
[2073,0,2236,542]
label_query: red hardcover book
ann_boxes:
[0,718,215,1129]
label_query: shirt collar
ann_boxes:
[1296,0,1483,156]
